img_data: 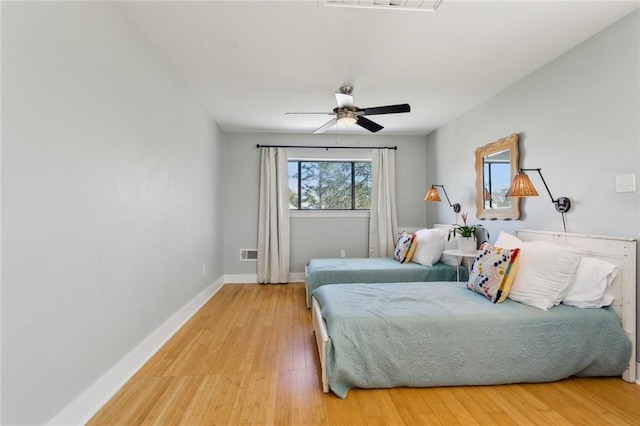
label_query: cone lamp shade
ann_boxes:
[507,173,539,197]
[483,187,492,201]
[424,186,441,202]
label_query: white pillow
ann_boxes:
[507,240,583,310]
[411,228,446,266]
[439,228,462,266]
[494,231,523,249]
[563,257,618,308]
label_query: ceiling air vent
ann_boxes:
[324,0,443,12]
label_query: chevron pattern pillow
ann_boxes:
[467,242,520,303]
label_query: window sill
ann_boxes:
[290,210,370,218]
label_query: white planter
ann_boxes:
[457,237,477,253]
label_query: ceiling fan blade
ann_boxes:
[360,103,411,115]
[313,118,338,134]
[335,92,354,109]
[356,116,383,133]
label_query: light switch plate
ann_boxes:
[615,174,636,193]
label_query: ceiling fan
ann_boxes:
[286,86,411,134]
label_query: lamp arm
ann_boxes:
[434,184,461,213]
[520,168,571,214]
[520,168,556,203]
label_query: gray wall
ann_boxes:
[426,11,639,359]
[223,133,428,274]
[1,2,225,424]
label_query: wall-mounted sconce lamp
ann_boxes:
[424,184,461,213]
[506,168,571,213]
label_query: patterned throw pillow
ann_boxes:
[467,242,520,303]
[394,232,417,264]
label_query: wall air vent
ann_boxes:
[240,249,258,261]
[324,0,443,13]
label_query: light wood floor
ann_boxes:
[89,283,640,425]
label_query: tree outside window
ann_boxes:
[288,160,371,210]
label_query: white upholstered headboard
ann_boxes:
[516,229,637,383]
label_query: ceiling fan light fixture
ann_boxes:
[337,111,357,127]
[287,86,410,134]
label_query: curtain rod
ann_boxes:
[256,144,397,150]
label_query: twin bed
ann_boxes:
[304,224,470,307]
[305,257,466,307]
[309,230,637,398]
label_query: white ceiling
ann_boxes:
[119,0,639,136]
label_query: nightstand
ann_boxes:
[442,249,480,281]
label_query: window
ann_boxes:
[288,160,371,210]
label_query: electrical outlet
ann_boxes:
[202,264,206,275]
[615,174,636,193]
[340,250,346,258]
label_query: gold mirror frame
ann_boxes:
[475,133,520,220]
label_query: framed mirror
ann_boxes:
[475,133,520,220]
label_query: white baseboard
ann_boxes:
[637,361,640,384]
[223,272,306,284]
[223,273,259,283]
[46,277,225,426]
[289,272,306,282]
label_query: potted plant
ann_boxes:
[448,212,481,253]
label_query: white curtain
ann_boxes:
[368,148,398,257]
[257,147,290,283]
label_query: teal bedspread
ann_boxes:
[306,257,466,306]
[313,282,632,398]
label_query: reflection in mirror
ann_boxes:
[475,134,520,220]
[483,149,511,209]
